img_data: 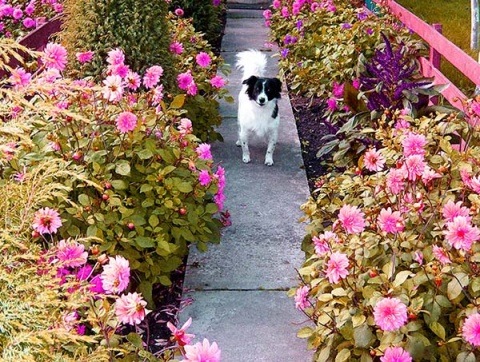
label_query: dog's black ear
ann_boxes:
[243,75,258,87]
[271,78,282,98]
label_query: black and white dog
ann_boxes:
[235,49,282,166]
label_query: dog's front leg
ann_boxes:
[265,128,278,166]
[238,128,251,163]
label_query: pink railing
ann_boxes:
[374,0,480,107]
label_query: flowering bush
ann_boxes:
[0,0,63,39]
[1,42,226,304]
[294,108,480,361]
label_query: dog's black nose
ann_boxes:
[258,97,266,104]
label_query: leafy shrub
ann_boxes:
[60,0,176,89]
[294,108,480,361]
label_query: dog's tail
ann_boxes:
[236,49,267,80]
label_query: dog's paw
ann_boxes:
[242,155,251,163]
[236,140,241,147]
[265,158,274,166]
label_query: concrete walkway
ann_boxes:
[180,5,312,361]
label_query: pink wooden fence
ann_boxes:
[373,0,480,107]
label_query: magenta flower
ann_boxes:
[12,7,23,19]
[363,148,385,172]
[444,216,480,251]
[210,75,226,88]
[187,81,198,96]
[325,252,349,284]
[57,239,88,268]
[23,17,36,28]
[115,111,137,133]
[102,75,124,102]
[273,0,281,8]
[214,166,226,211]
[281,6,289,17]
[143,65,164,89]
[386,168,406,194]
[196,52,212,68]
[89,275,105,294]
[377,208,404,234]
[402,155,426,181]
[9,67,31,89]
[196,143,213,160]
[402,132,427,157]
[169,41,184,55]
[442,200,470,223]
[327,98,337,111]
[182,339,221,362]
[373,297,408,331]
[311,2,320,12]
[294,285,309,310]
[115,292,150,325]
[110,63,130,78]
[101,255,130,294]
[380,347,412,362]
[198,170,212,186]
[106,48,125,66]
[178,71,194,90]
[76,264,93,281]
[42,43,67,71]
[175,8,184,16]
[125,71,141,90]
[332,81,344,98]
[76,51,94,63]
[462,313,480,347]
[167,317,195,347]
[32,207,62,235]
[338,204,365,234]
[432,245,451,264]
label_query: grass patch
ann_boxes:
[396,0,476,95]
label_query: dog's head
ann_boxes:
[243,76,282,107]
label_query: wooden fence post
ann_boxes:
[430,23,442,69]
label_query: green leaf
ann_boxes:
[137,149,153,160]
[297,326,314,339]
[170,94,186,109]
[135,236,155,248]
[177,182,193,193]
[393,270,412,288]
[115,161,131,176]
[335,349,351,362]
[456,352,476,362]
[353,324,373,348]
[111,179,128,190]
[78,194,90,206]
[127,333,143,349]
[149,215,159,228]
[429,321,445,340]
[447,273,469,300]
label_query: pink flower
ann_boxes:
[187,81,198,96]
[115,292,150,325]
[12,7,23,19]
[373,297,408,331]
[338,204,365,234]
[101,255,130,294]
[444,216,480,251]
[151,85,164,105]
[143,65,164,89]
[327,98,337,111]
[182,338,221,362]
[432,245,451,264]
[23,17,36,28]
[102,75,124,102]
[214,166,226,211]
[325,252,349,284]
[402,155,426,181]
[106,48,125,66]
[421,166,441,185]
[89,275,105,294]
[175,8,184,16]
[402,132,427,157]
[386,168,406,194]
[115,111,137,133]
[196,143,213,160]
[9,67,31,89]
[170,41,184,55]
[210,75,226,88]
[198,170,211,186]
[76,51,94,63]
[363,148,385,172]
[380,347,412,362]
[179,118,192,135]
[294,285,309,310]
[178,71,194,90]
[110,63,130,78]
[462,313,480,347]
[125,71,141,90]
[442,200,470,223]
[377,208,404,234]
[413,251,423,265]
[313,231,337,255]
[32,207,62,234]
[42,43,68,71]
[167,317,195,347]
[311,2,320,12]
[470,175,480,193]
[281,6,289,17]
[57,239,88,268]
[332,81,344,98]
[460,168,473,188]
[352,78,360,89]
[196,52,212,68]
[273,0,281,8]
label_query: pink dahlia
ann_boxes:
[432,245,451,264]
[210,75,226,88]
[373,297,408,331]
[386,168,406,194]
[170,41,184,55]
[115,292,150,325]
[32,207,62,234]
[294,285,310,310]
[115,111,137,133]
[380,346,412,362]
[325,252,349,284]
[125,71,141,90]
[402,132,427,157]
[102,75,124,102]
[338,204,365,234]
[377,207,404,234]
[442,200,470,223]
[363,148,385,172]
[167,317,195,347]
[76,51,94,63]
[179,118,192,135]
[462,313,480,347]
[9,67,31,89]
[402,155,426,181]
[421,166,442,185]
[143,65,164,89]
[444,216,480,251]
[57,239,88,268]
[42,43,67,71]
[196,52,212,68]
[198,170,211,186]
[177,71,194,90]
[196,143,213,160]
[182,338,221,362]
[101,255,130,294]
[106,48,125,66]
